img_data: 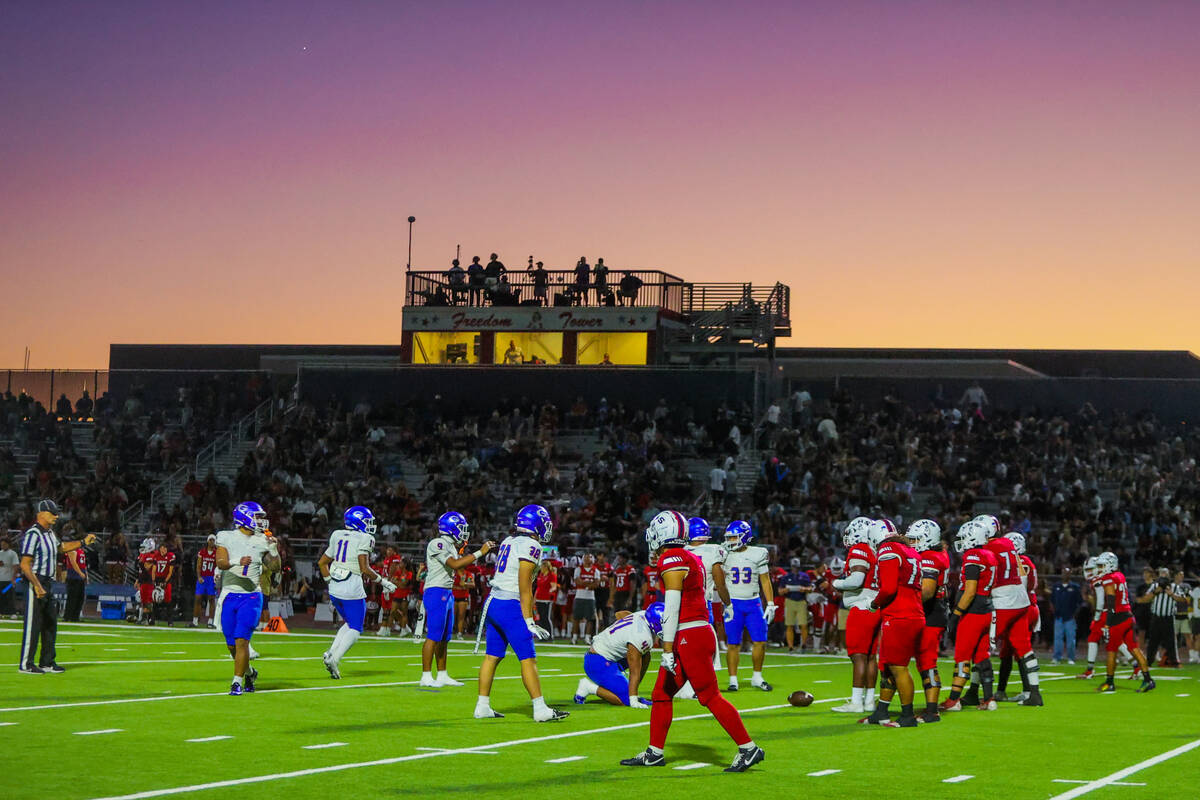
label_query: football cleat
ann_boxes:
[889,714,918,728]
[1097,681,1116,693]
[229,682,243,696]
[473,708,505,719]
[724,745,765,773]
[323,652,340,680]
[244,666,258,693]
[419,676,440,688]
[919,709,941,723]
[620,749,666,767]
[534,707,570,722]
[1129,665,1143,679]
[832,700,865,713]
[751,680,773,692]
[961,686,979,706]
[939,698,962,712]
[1019,690,1043,706]
[435,674,465,687]
[858,714,889,725]
[206,622,216,629]
[188,621,198,628]
[43,663,65,673]
[1077,668,1095,679]
[978,699,998,711]
[1136,679,1156,693]
[18,665,45,675]
[727,682,739,692]
[994,690,1008,702]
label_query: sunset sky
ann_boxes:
[3,1,1199,368]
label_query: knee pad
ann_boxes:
[955,662,970,680]
[923,668,941,689]
[1022,653,1039,673]
[975,660,994,682]
[880,672,897,691]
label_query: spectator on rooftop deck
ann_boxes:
[446,259,466,303]
[528,261,549,305]
[617,272,642,306]
[467,256,485,304]
[593,258,609,303]
[484,253,506,296]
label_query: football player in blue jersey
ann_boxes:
[421,511,494,687]
[575,603,663,707]
[474,504,568,721]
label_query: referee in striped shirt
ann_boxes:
[18,500,96,674]
[1144,567,1186,667]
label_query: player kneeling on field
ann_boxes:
[576,603,663,707]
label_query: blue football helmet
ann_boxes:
[514,504,553,543]
[723,519,753,548]
[438,511,470,544]
[232,501,268,533]
[687,517,711,543]
[644,602,665,635]
[344,505,376,537]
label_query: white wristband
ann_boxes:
[472,550,483,561]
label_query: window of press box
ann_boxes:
[498,332,564,365]
[575,332,648,365]
[411,332,481,364]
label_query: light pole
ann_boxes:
[406,216,416,272]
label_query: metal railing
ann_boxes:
[405,268,686,313]
[120,399,275,533]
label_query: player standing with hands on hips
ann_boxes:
[318,506,395,679]
[18,499,96,673]
[474,504,568,721]
[622,510,764,772]
[214,501,279,695]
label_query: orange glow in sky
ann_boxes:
[2,2,1199,367]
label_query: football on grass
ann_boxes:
[788,690,814,707]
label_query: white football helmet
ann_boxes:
[1005,532,1026,555]
[906,519,942,552]
[151,585,165,603]
[828,556,846,574]
[1098,551,1118,574]
[866,519,898,548]
[140,537,157,554]
[954,521,988,554]
[842,516,873,548]
[645,510,688,554]
[1082,556,1098,580]
[971,514,1002,539]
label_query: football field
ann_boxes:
[2,620,1198,799]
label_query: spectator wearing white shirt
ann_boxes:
[960,381,988,411]
[790,387,812,426]
[709,460,727,512]
[367,425,387,444]
[816,416,838,443]
[0,538,18,617]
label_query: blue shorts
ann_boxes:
[221,592,263,646]
[485,597,536,661]
[423,587,455,643]
[331,596,367,633]
[195,576,217,597]
[725,597,767,644]
[584,651,630,705]
[707,601,713,625]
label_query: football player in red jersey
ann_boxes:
[984,526,1043,706]
[996,533,1043,703]
[151,541,177,626]
[910,519,949,722]
[1094,552,1155,693]
[943,521,999,711]
[1078,556,1137,678]
[641,563,661,609]
[621,510,764,773]
[830,517,879,713]
[192,534,219,628]
[860,521,925,727]
[610,554,637,613]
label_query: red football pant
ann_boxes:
[918,625,944,672]
[651,624,750,749]
[877,616,923,668]
[1000,606,1040,658]
[1105,617,1136,653]
[995,607,1033,656]
[845,607,882,655]
[954,613,991,664]
[1087,614,1107,643]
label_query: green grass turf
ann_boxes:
[1,619,1198,800]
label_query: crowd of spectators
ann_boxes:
[418,253,648,308]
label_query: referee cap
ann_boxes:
[37,499,61,515]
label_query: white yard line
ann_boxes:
[0,673,588,713]
[1051,780,1145,787]
[1046,738,1200,800]
[943,775,974,783]
[75,729,123,736]
[84,703,792,800]
[807,769,841,776]
[416,747,498,754]
[544,756,586,763]
[301,743,348,750]
[0,721,17,726]
[673,762,711,770]
[187,736,232,743]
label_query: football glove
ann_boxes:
[660,652,677,673]
[525,617,551,640]
[379,578,397,594]
[723,605,735,624]
[630,696,652,709]
[763,602,777,622]
[946,615,959,639]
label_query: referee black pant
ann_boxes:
[19,581,58,669]
[1146,615,1179,665]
